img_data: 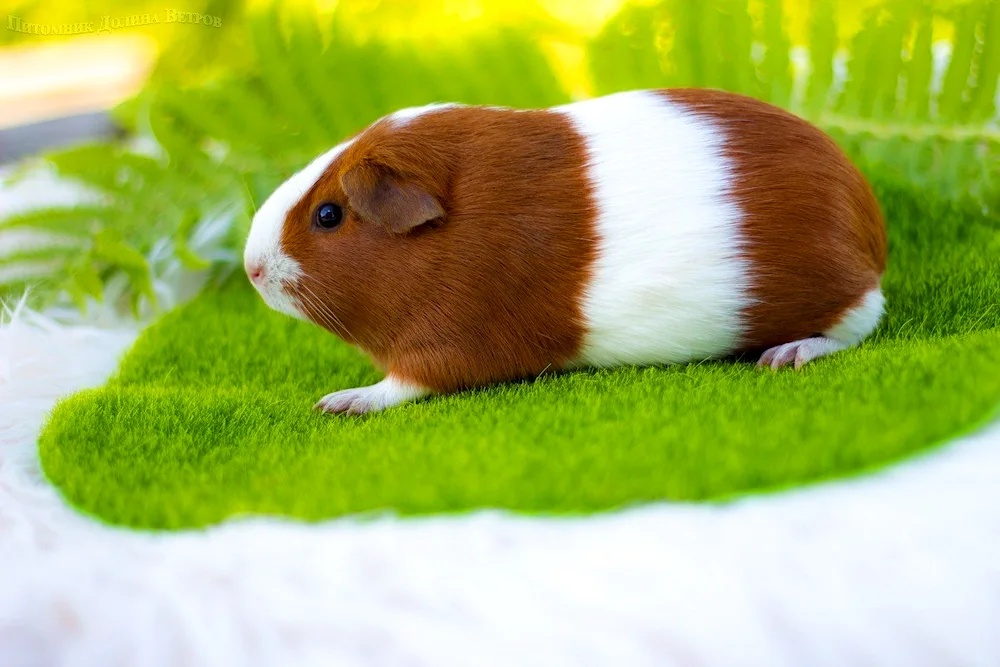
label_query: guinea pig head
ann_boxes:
[243,120,452,353]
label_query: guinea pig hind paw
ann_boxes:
[756,336,849,371]
[313,376,430,415]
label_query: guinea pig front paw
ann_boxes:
[314,376,430,415]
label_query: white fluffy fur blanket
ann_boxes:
[2,303,1000,667]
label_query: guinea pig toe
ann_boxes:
[757,337,850,371]
[757,342,796,370]
[314,388,372,415]
[314,376,431,415]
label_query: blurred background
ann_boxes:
[0,0,997,319]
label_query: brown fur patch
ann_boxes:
[665,89,887,351]
[280,108,597,393]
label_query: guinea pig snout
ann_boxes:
[241,248,308,320]
[245,260,266,285]
[244,184,309,319]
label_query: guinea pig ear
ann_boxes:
[340,161,445,234]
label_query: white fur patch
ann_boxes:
[826,286,885,344]
[388,103,458,126]
[243,141,353,319]
[556,91,753,367]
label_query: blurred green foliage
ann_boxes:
[590,0,1000,199]
[1,0,998,316]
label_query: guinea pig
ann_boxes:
[244,88,887,415]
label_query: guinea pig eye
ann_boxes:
[313,202,344,230]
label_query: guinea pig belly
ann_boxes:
[555,91,754,368]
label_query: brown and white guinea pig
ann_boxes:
[244,88,887,415]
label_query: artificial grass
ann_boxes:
[39,174,1000,529]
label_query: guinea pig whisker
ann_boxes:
[303,294,345,338]
[296,282,356,342]
[294,286,337,332]
[306,282,357,341]
[297,283,340,330]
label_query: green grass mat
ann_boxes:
[40,175,1000,529]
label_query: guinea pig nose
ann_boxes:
[247,262,266,284]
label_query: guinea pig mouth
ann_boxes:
[253,279,308,322]
[244,249,310,321]
[245,261,307,321]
